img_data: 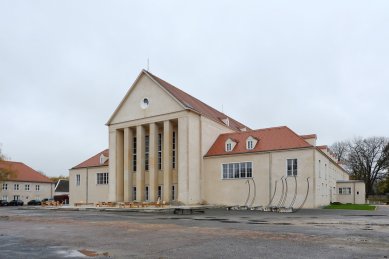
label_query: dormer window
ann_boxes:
[247,140,254,150]
[99,154,108,165]
[246,136,258,150]
[225,138,236,152]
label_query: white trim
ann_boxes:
[220,161,253,180]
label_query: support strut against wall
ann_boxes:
[267,180,278,207]
[295,177,310,211]
[277,176,285,207]
[280,176,288,207]
[243,179,251,207]
[249,178,256,208]
[289,176,298,208]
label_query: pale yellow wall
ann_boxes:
[1,181,53,203]
[69,166,109,205]
[314,150,350,206]
[335,181,365,204]
[109,74,184,125]
[204,148,316,208]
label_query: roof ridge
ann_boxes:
[144,70,250,131]
[216,126,288,137]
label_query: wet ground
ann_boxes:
[0,206,389,258]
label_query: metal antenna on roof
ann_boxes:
[147,58,150,71]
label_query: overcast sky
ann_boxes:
[0,1,388,177]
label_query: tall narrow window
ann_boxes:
[172,131,176,169]
[226,143,232,152]
[14,184,19,190]
[25,184,30,191]
[132,187,137,201]
[35,185,40,191]
[247,140,253,150]
[158,133,162,170]
[76,174,80,186]
[145,135,149,171]
[158,185,162,200]
[97,172,109,184]
[287,159,298,176]
[132,137,137,171]
[145,186,149,201]
[171,185,176,201]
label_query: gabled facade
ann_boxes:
[69,70,364,208]
[0,161,54,203]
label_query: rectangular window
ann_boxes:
[25,184,30,191]
[132,187,137,201]
[221,162,253,179]
[287,159,298,176]
[2,195,7,201]
[145,186,149,201]
[338,187,351,195]
[158,185,163,200]
[247,140,253,150]
[172,185,176,201]
[97,172,109,184]
[145,135,149,171]
[13,195,20,200]
[2,183,7,190]
[35,185,40,191]
[226,143,232,151]
[158,133,163,170]
[76,174,80,186]
[132,137,137,171]
[172,131,176,169]
[14,184,19,191]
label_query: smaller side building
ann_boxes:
[335,180,366,204]
[0,161,54,203]
[54,179,69,204]
[69,150,109,205]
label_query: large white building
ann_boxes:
[69,70,365,208]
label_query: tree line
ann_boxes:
[331,137,389,196]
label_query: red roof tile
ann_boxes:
[300,134,317,139]
[72,149,109,169]
[145,70,250,132]
[0,161,53,183]
[205,126,313,157]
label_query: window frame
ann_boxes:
[221,161,253,180]
[2,183,7,191]
[25,184,30,191]
[14,184,19,191]
[286,158,298,177]
[96,172,109,185]
[76,174,81,186]
[35,185,40,191]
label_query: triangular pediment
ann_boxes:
[107,71,185,125]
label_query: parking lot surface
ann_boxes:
[1,206,389,258]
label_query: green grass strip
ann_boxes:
[324,204,376,210]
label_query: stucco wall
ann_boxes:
[203,148,316,208]
[335,181,365,204]
[1,181,53,203]
[69,166,109,205]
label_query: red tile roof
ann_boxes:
[300,134,317,139]
[0,161,53,183]
[145,70,250,132]
[205,126,313,157]
[72,149,109,169]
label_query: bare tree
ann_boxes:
[346,137,389,196]
[0,145,15,182]
[330,141,349,163]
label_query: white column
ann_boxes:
[123,128,133,202]
[136,125,145,201]
[108,130,117,201]
[178,117,188,203]
[163,120,172,201]
[116,129,124,202]
[149,123,158,202]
